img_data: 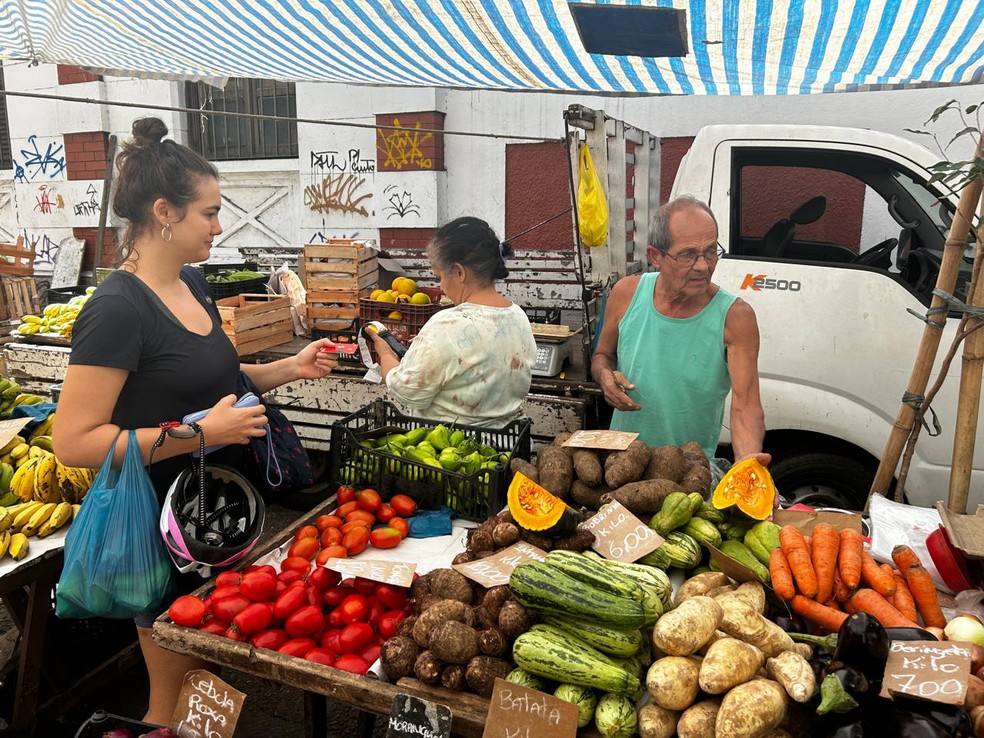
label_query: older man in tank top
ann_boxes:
[591,196,769,466]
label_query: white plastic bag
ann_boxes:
[867,493,953,594]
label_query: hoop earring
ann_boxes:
[161,223,172,242]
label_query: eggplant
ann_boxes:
[884,626,939,642]
[817,664,870,715]
[832,613,889,683]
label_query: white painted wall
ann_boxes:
[1,59,981,273]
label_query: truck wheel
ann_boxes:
[769,453,874,511]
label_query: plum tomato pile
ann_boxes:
[168,563,414,676]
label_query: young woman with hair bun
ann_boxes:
[367,216,536,427]
[52,117,340,723]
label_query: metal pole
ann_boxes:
[91,134,117,286]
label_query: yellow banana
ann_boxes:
[10,501,43,530]
[8,533,29,560]
[38,502,72,537]
[19,315,41,324]
[71,504,81,520]
[0,435,25,456]
[0,507,11,533]
[10,457,39,502]
[14,394,44,406]
[21,502,56,536]
[30,414,55,440]
[54,462,77,505]
[27,446,44,460]
[0,530,10,558]
[29,436,53,452]
[9,443,29,461]
[32,453,58,503]
[0,462,13,495]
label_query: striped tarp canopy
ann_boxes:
[1,0,982,95]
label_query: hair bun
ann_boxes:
[498,240,515,260]
[131,117,168,147]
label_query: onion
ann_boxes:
[101,730,135,738]
[945,614,984,646]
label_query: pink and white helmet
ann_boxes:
[160,464,265,577]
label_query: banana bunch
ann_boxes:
[15,290,93,339]
[0,499,79,559]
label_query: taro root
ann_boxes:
[552,527,596,552]
[569,480,609,511]
[679,464,712,496]
[492,522,520,547]
[477,586,511,629]
[412,599,470,648]
[428,568,474,604]
[441,664,466,691]
[410,571,434,601]
[509,457,539,484]
[397,614,418,638]
[516,529,553,551]
[467,526,495,554]
[536,445,574,498]
[478,628,508,657]
[604,440,651,488]
[645,445,687,483]
[498,600,532,638]
[429,621,480,664]
[379,635,420,680]
[465,656,512,697]
[681,441,710,470]
[414,650,444,685]
[451,550,477,566]
[572,448,603,486]
[415,593,444,614]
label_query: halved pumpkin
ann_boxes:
[711,458,776,520]
[507,472,578,535]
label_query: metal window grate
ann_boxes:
[186,78,298,161]
[0,66,12,170]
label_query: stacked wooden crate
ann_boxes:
[304,241,377,335]
[216,294,293,356]
[0,238,37,322]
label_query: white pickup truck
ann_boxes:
[668,124,976,510]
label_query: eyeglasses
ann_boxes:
[659,243,725,267]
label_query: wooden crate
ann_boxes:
[0,238,35,277]
[0,277,39,322]
[304,241,378,333]
[216,294,293,356]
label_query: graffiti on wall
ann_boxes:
[33,184,65,215]
[14,135,66,183]
[377,119,432,170]
[73,184,100,217]
[306,221,368,244]
[20,230,58,267]
[311,148,376,175]
[382,185,420,220]
[304,174,372,217]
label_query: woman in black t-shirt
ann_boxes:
[52,117,339,725]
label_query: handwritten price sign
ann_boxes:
[583,501,663,562]
[171,669,245,738]
[326,559,416,588]
[453,542,548,588]
[880,640,971,705]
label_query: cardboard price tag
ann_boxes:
[0,417,32,451]
[172,669,245,738]
[326,558,416,587]
[879,640,971,705]
[773,508,863,534]
[452,542,547,588]
[583,501,663,562]
[386,692,452,738]
[482,678,578,738]
[561,429,638,450]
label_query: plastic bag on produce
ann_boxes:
[577,143,608,248]
[867,493,953,594]
[272,262,307,336]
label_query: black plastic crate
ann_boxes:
[200,262,268,300]
[330,399,531,522]
[75,710,166,738]
[46,285,89,304]
[523,305,561,325]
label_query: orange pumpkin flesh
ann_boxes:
[507,472,575,534]
[711,458,776,520]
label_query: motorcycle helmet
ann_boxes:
[160,463,265,577]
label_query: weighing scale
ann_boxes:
[531,323,574,377]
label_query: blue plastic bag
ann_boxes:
[56,430,175,619]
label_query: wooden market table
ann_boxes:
[152,498,493,738]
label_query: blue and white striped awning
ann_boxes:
[1,1,982,95]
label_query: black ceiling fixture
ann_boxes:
[567,3,688,58]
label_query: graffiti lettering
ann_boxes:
[377,119,432,170]
[14,135,66,183]
[304,175,371,217]
[310,148,376,176]
[34,184,65,215]
[20,230,57,267]
[382,185,420,219]
[73,184,100,216]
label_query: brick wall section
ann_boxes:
[378,227,436,252]
[375,111,445,172]
[64,132,109,181]
[56,65,102,85]
[73,227,118,271]
[505,141,572,251]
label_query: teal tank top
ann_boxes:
[610,272,737,458]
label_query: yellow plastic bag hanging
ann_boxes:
[577,142,608,248]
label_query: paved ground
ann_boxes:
[1,494,391,738]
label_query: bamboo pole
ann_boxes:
[870,131,984,497]
[948,197,984,512]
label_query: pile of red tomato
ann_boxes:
[167,561,413,676]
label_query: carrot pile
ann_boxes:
[770,523,945,632]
